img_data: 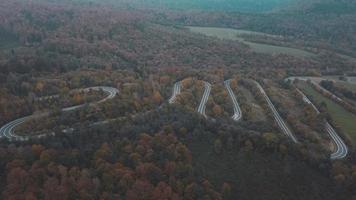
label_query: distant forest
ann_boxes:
[36,0,295,12]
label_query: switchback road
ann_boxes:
[296,88,348,159]
[254,80,298,143]
[197,81,211,118]
[0,86,118,141]
[169,82,182,104]
[224,79,242,121]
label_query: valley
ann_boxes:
[187,26,356,64]
[187,26,317,58]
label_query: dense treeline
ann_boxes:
[320,80,356,102]
[152,2,356,63]
[1,99,354,200]
[310,81,356,115]
[0,130,223,199]
[0,0,338,77]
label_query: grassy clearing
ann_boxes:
[186,26,316,58]
[187,26,278,40]
[298,82,356,144]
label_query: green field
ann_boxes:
[187,26,317,58]
[299,82,356,144]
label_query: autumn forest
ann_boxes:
[0,0,356,199]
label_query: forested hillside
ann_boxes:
[0,0,356,199]
[39,0,296,13]
[289,0,356,14]
[153,0,356,58]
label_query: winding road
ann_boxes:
[197,81,211,118]
[0,86,119,141]
[253,80,298,143]
[224,79,242,121]
[169,82,182,104]
[295,87,348,159]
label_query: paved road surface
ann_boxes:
[169,82,182,104]
[253,80,298,143]
[296,88,348,159]
[0,86,119,141]
[224,79,242,121]
[197,81,211,118]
